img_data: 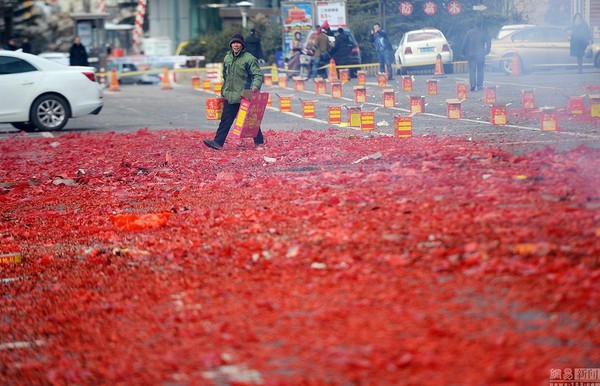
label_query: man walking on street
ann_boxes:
[370,23,393,80]
[203,34,264,150]
[462,21,491,91]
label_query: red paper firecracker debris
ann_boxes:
[447,99,462,119]
[302,100,316,118]
[347,106,361,127]
[279,95,292,112]
[378,73,387,88]
[354,86,367,103]
[206,97,224,120]
[360,111,375,131]
[395,116,413,138]
[315,78,327,95]
[491,105,507,126]
[293,77,305,91]
[456,82,468,99]
[522,89,535,109]
[328,106,342,124]
[264,73,273,86]
[110,212,171,230]
[484,86,497,105]
[402,76,413,92]
[427,79,438,95]
[541,107,557,131]
[357,70,367,86]
[568,97,584,115]
[383,89,395,108]
[331,81,342,98]
[340,69,350,84]
[410,96,424,114]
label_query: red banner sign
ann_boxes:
[448,1,461,15]
[399,1,413,15]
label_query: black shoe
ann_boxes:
[388,77,394,81]
[470,87,476,92]
[203,139,222,150]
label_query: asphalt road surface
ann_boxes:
[2,67,599,154]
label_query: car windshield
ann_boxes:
[407,31,442,43]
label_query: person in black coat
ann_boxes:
[245,28,263,61]
[461,21,491,91]
[370,23,393,80]
[329,28,353,67]
[4,37,19,51]
[69,36,89,66]
[570,13,592,74]
[20,37,32,53]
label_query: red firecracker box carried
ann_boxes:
[231,92,269,139]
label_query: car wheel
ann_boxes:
[30,94,70,131]
[10,122,37,132]
[500,54,522,75]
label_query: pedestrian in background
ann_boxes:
[20,37,32,53]
[69,36,89,66]
[310,25,330,78]
[570,13,592,74]
[370,23,393,80]
[329,27,353,68]
[203,33,264,150]
[4,37,19,51]
[245,28,263,62]
[462,20,491,91]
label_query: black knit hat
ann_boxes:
[229,33,245,48]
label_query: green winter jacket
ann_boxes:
[221,49,263,104]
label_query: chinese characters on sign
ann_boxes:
[399,1,413,15]
[423,1,437,15]
[448,1,461,15]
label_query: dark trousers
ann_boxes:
[468,55,485,89]
[214,99,264,147]
[377,50,393,78]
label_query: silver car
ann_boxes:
[487,25,600,74]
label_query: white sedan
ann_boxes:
[394,28,453,74]
[0,50,103,132]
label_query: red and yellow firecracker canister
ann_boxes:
[331,81,342,98]
[521,89,535,109]
[491,105,507,126]
[279,95,291,112]
[484,86,497,105]
[347,106,361,127]
[383,89,395,108]
[264,73,273,86]
[213,81,222,94]
[206,97,224,120]
[568,96,584,115]
[402,75,413,92]
[191,75,201,89]
[357,70,367,86]
[293,77,305,91]
[427,79,438,95]
[302,100,315,118]
[541,107,557,131]
[328,106,342,124]
[315,78,327,95]
[278,74,288,88]
[354,86,366,103]
[339,69,350,84]
[447,99,462,119]
[591,95,600,117]
[377,73,387,88]
[0,253,22,264]
[410,96,424,114]
[360,111,375,131]
[202,79,212,92]
[394,116,413,138]
[267,93,272,106]
[456,82,468,99]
